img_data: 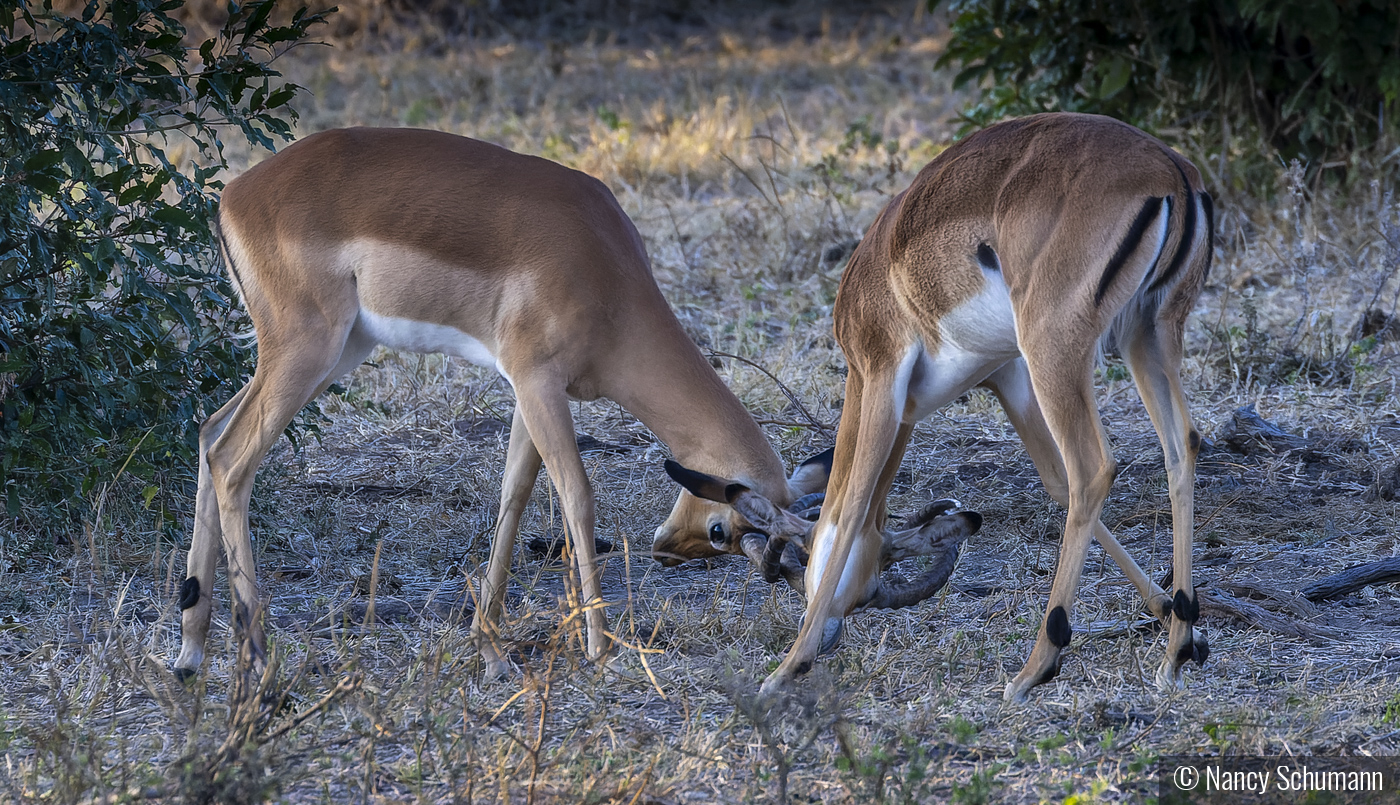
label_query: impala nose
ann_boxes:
[651,523,684,566]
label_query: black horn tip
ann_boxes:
[963,511,983,534]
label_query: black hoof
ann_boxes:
[173,666,197,684]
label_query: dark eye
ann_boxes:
[708,522,727,548]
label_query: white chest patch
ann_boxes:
[358,309,498,368]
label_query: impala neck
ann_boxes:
[610,321,790,503]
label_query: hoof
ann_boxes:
[1003,679,1030,703]
[1004,663,1057,703]
[482,658,512,681]
[172,666,197,684]
[601,652,631,676]
[1156,630,1208,690]
[1154,660,1185,691]
[758,673,791,700]
[1191,633,1210,666]
[1147,593,1174,622]
[1005,650,1063,703]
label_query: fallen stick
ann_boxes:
[1301,557,1400,602]
[1198,588,1347,641]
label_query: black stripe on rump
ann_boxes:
[1094,195,1163,307]
[1147,161,1199,293]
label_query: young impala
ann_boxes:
[679,113,1214,701]
[174,127,834,681]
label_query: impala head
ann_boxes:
[660,458,982,614]
[650,448,832,566]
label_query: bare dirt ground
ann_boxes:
[3,4,1399,803]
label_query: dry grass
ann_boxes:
[4,4,1400,803]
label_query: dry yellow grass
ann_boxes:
[3,5,1400,804]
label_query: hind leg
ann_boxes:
[982,359,1174,622]
[176,320,372,680]
[1004,342,1118,702]
[1122,327,1207,688]
[175,386,249,680]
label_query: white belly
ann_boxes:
[358,309,498,368]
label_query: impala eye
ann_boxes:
[708,522,727,548]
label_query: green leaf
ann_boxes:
[22,150,64,172]
[265,85,297,109]
[1098,56,1132,100]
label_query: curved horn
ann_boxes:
[864,502,981,609]
[788,492,826,515]
[881,501,982,567]
[863,540,964,610]
[687,477,980,610]
[760,532,784,584]
[740,533,805,592]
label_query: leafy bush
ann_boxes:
[936,0,1400,186]
[0,1,323,534]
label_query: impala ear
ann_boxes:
[788,447,833,495]
[663,459,747,503]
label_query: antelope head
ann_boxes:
[660,460,981,610]
[650,449,832,567]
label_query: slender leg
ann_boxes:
[875,423,915,532]
[764,367,899,694]
[1004,343,1118,702]
[175,386,249,680]
[981,359,1173,621]
[470,404,543,678]
[1122,329,1207,688]
[175,319,370,680]
[508,373,609,665]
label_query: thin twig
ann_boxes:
[265,674,361,743]
[755,418,833,430]
[719,151,779,211]
[706,349,834,437]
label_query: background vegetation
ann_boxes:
[938,0,1400,191]
[1,1,1398,803]
[0,0,325,541]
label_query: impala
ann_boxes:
[173,126,838,681]
[676,114,1214,701]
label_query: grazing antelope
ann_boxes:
[692,113,1213,701]
[174,127,831,681]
